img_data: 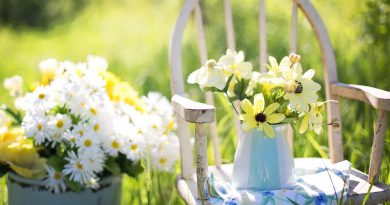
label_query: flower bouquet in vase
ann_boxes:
[0,56,179,205]
[188,50,326,190]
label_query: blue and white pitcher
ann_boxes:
[232,123,296,190]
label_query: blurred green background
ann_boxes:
[0,0,389,204]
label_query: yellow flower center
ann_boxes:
[112,141,120,149]
[54,172,62,180]
[159,157,167,165]
[37,123,43,131]
[56,120,64,128]
[78,130,84,136]
[84,139,92,147]
[76,162,83,170]
[38,93,45,99]
[93,124,100,131]
[130,144,138,151]
[90,108,97,115]
[285,80,303,94]
[254,113,267,123]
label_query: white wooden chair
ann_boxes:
[169,0,390,204]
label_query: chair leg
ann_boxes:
[195,123,208,201]
[368,109,388,183]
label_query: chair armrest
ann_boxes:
[172,94,216,123]
[330,82,390,111]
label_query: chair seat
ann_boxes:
[175,158,390,205]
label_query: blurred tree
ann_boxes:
[364,0,390,49]
[362,0,390,88]
[0,0,89,29]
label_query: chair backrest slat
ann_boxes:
[224,0,236,50]
[290,0,298,53]
[285,0,299,152]
[222,0,243,144]
[258,0,267,72]
[296,0,343,163]
[194,3,222,166]
[169,0,200,179]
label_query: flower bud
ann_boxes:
[3,75,23,97]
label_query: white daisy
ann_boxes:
[121,134,144,161]
[87,55,108,72]
[63,122,88,145]
[102,135,124,157]
[44,165,66,193]
[47,114,72,145]
[80,148,105,173]
[39,58,58,74]
[85,177,100,190]
[27,86,55,110]
[63,151,95,185]
[76,131,101,152]
[22,113,53,145]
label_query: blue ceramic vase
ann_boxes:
[232,123,296,190]
[7,172,122,205]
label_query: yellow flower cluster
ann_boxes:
[0,128,46,179]
[102,71,145,112]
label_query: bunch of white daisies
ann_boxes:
[16,56,179,193]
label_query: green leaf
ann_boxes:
[70,114,83,125]
[0,104,23,125]
[278,101,289,113]
[65,177,84,192]
[50,104,69,115]
[281,117,296,124]
[202,87,220,92]
[105,158,122,176]
[270,87,285,102]
[0,164,10,177]
[117,154,143,177]
[47,155,66,172]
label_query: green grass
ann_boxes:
[0,0,389,204]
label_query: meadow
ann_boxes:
[0,0,389,204]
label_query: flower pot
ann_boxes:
[7,172,122,205]
[232,123,296,190]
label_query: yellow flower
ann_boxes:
[101,71,120,99]
[240,93,285,138]
[0,128,46,179]
[101,71,145,112]
[299,102,325,135]
[113,82,145,112]
[38,58,59,85]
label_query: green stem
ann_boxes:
[1,104,22,125]
[224,91,239,116]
